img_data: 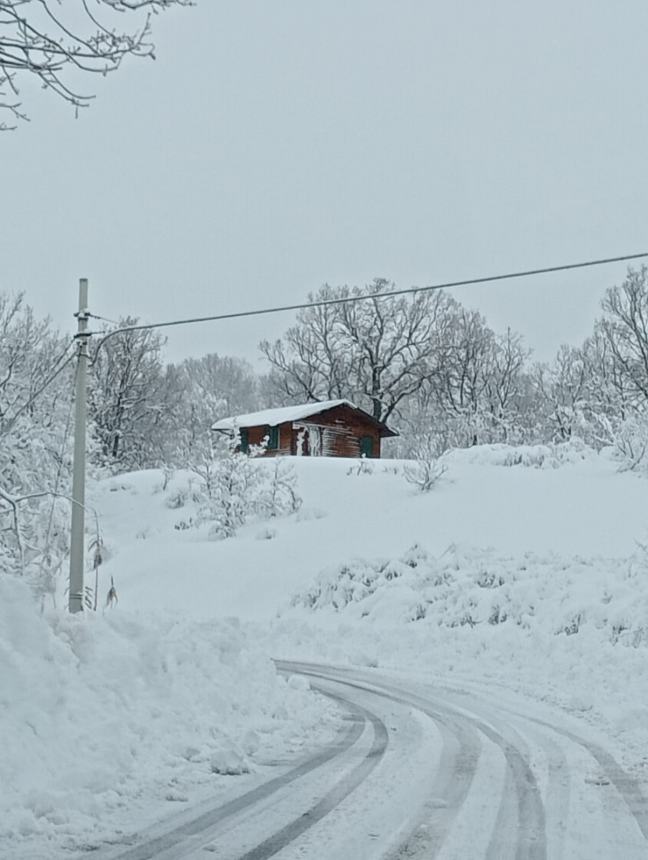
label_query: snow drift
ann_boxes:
[0,575,333,858]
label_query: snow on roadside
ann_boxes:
[277,541,648,786]
[0,575,336,860]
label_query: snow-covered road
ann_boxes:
[88,662,648,860]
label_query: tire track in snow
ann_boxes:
[523,714,648,843]
[307,675,482,858]
[233,690,389,860]
[425,673,648,845]
[285,663,547,860]
[483,720,569,860]
[87,692,368,860]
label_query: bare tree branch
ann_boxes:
[0,0,192,127]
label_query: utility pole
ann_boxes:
[69,278,90,613]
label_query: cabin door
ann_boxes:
[360,435,373,458]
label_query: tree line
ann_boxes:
[2,266,648,581]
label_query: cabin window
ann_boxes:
[266,425,279,450]
[239,428,249,453]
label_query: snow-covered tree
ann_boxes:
[598,266,648,411]
[530,345,589,442]
[162,354,260,468]
[89,318,166,470]
[0,293,73,596]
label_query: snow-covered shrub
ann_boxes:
[257,458,302,518]
[202,451,262,540]
[346,457,374,477]
[610,415,648,472]
[190,437,302,539]
[166,486,189,509]
[289,544,648,649]
[403,435,447,491]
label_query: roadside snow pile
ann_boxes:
[289,543,648,647]
[0,575,334,858]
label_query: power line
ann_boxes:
[87,252,648,348]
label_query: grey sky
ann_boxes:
[2,1,647,369]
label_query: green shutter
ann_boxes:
[239,428,249,453]
[266,425,279,450]
[360,435,374,458]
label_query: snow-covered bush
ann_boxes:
[289,544,648,648]
[188,432,302,538]
[346,457,374,477]
[257,458,302,518]
[201,450,262,540]
[610,414,648,472]
[403,435,447,491]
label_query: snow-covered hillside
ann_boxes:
[3,443,648,858]
[89,443,647,618]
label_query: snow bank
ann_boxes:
[0,576,334,859]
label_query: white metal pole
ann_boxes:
[69,278,89,613]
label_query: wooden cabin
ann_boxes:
[211,400,397,458]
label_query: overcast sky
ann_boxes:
[2,0,647,368]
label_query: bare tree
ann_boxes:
[395,311,529,450]
[531,345,589,442]
[483,328,529,439]
[260,289,351,405]
[89,317,166,468]
[0,0,191,128]
[599,266,648,407]
[582,325,634,426]
[261,279,455,423]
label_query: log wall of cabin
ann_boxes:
[293,406,383,458]
[241,406,385,458]
[245,423,293,456]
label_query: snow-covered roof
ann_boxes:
[211,400,355,431]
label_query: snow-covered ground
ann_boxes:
[87,443,647,618]
[2,443,648,857]
[0,576,335,859]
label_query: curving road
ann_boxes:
[90,661,648,860]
